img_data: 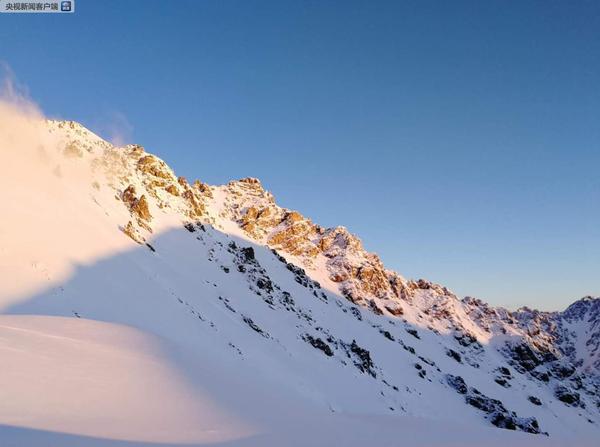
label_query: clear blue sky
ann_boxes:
[1,1,598,310]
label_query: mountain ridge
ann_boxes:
[0,115,597,445]
[48,116,600,384]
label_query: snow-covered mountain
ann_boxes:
[0,110,598,446]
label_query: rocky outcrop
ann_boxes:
[447,374,543,434]
[193,179,213,198]
[121,185,152,223]
[120,185,153,237]
[122,220,144,244]
[555,385,582,407]
[218,178,414,314]
[137,155,175,181]
[165,184,180,196]
[303,334,334,357]
[132,195,152,222]
[182,188,205,218]
[267,213,320,258]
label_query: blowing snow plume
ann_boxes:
[0,79,57,182]
[0,79,139,308]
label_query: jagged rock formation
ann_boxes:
[215,173,600,403]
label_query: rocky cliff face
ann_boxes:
[218,177,411,316]
[213,167,600,398]
[40,119,600,436]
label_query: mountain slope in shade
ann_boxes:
[0,110,598,446]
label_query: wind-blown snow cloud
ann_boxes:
[0,72,132,308]
[0,70,56,181]
[93,108,134,147]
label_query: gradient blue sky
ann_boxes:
[1,1,598,310]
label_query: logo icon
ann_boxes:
[61,1,72,12]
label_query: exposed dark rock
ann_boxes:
[446,374,468,394]
[551,363,576,379]
[489,412,516,430]
[497,366,512,378]
[368,300,384,315]
[446,349,462,363]
[343,340,376,378]
[494,378,510,388]
[280,291,295,311]
[385,305,404,316]
[511,416,541,434]
[256,277,274,293]
[241,247,255,262]
[530,370,550,382]
[242,316,267,337]
[465,389,506,414]
[304,334,334,357]
[555,385,581,406]
[416,279,431,289]
[467,390,542,433]
[418,356,437,368]
[505,343,541,372]
[402,343,415,354]
[350,307,363,321]
[406,328,420,339]
[454,331,479,348]
[379,329,395,341]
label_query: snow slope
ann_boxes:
[0,101,598,446]
[0,315,255,444]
